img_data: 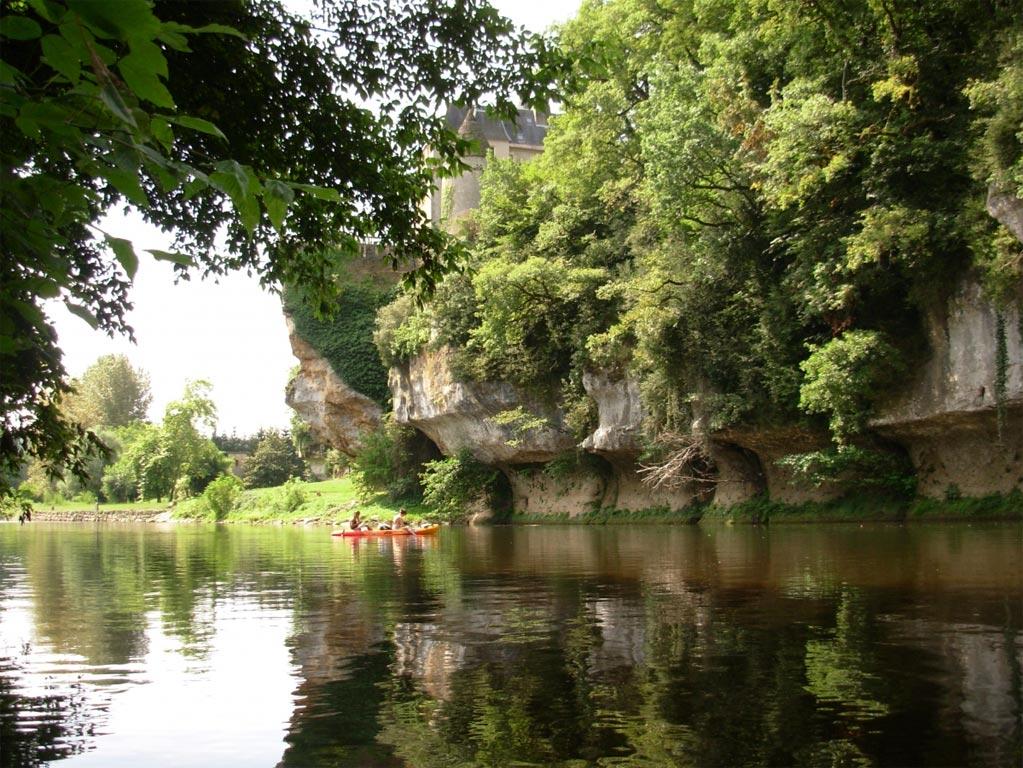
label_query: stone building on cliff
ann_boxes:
[422,105,548,230]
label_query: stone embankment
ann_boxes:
[27,510,171,523]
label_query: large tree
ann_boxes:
[0,0,564,497]
[64,354,152,428]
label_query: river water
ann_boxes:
[0,522,1019,767]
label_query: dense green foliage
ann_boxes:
[285,279,393,406]
[182,472,243,521]
[379,0,1023,459]
[350,416,427,502]
[419,449,503,522]
[99,380,227,501]
[240,429,306,489]
[1,0,565,500]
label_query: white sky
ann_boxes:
[49,0,581,435]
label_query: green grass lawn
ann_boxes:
[24,476,431,525]
[222,477,431,524]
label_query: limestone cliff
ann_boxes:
[385,272,1021,515]
[389,346,575,464]
[284,314,382,455]
[872,279,1022,497]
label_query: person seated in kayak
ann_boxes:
[349,509,368,531]
[391,508,411,530]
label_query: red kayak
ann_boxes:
[332,524,441,538]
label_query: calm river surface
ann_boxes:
[0,522,1020,767]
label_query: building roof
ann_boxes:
[445,105,548,149]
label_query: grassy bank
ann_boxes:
[20,477,430,525]
[27,499,167,515]
[176,477,430,524]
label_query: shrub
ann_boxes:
[324,448,349,478]
[374,293,432,367]
[268,477,307,516]
[350,416,422,501]
[799,330,906,442]
[202,474,244,520]
[420,450,501,522]
[777,446,916,499]
[102,459,139,503]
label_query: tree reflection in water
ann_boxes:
[0,523,1019,767]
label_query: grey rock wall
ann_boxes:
[389,346,575,465]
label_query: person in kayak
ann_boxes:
[391,508,411,530]
[349,509,370,531]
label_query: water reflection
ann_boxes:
[0,523,1020,767]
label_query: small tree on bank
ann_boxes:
[242,431,305,489]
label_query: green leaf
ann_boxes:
[211,161,262,232]
[213,160,250,198]
[0,59,23,86]
[66,303,99,328]
[148,249,193,267]
[128,39,168,77]
[27,0,65,24]
[99,84,137,127]
[67,0,159,40]
[263,179,294,232]
[162,21,246,40]
[156,28,189,52]
[101,166,148,207]
[0,16,42,40]
[291,183,341,203]
[41,34,81,82]
[118,48,174,109]
[166,115,226,140]
[15,102,77,139]
[151,117,174,149]
[28,278,62,299]
[105,235,139,279]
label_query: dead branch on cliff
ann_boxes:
[637,432,718,490]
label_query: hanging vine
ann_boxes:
[994,311,1008,444]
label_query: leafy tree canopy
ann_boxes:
[63,354,152,428]
[101,380,226,501]
[241,429,305,489]
[0,0,566,498]
[382,0,1023,450]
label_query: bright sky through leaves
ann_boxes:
[48,0,581,435]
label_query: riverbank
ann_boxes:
[16,482,1021,525]
[19,477,430,526]
[511,490,1023,525]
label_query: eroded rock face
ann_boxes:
[502,463,608,517]
[872,279,1023,497]
[375,275,1020,514]
[285,315,382,455]
[580,372,644,455]
[389,347,576,464]
[581,372,829,506]
[987,185,1023,243]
